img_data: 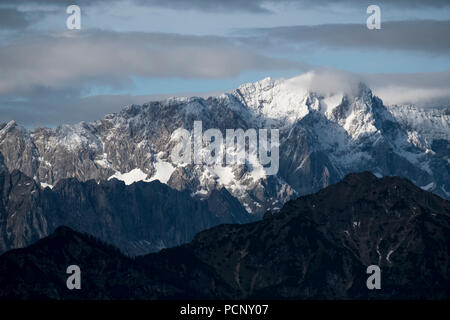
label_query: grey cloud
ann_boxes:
[243,20,450,55]
[141,0,450,11]
[0,0,272,14]
[135,0,271,13]
[0,30,300,96]
[294,67,450,108]
[292,0,450,9]
[366,70,450,107]
[2,0,450,14]
[0,8,29,29]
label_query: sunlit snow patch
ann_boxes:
[40,182,54,189]
[108,168,150,185]
[149,160,175,184]
[421,182,435,191]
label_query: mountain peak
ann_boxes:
[232,73,379,126]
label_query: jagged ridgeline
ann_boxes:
[0,170,253,256]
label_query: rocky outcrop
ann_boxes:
[0,170,252,256]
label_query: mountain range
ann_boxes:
[1,172,449,300]
[1,75,448,219]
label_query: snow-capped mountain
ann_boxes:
[0,73,449,215]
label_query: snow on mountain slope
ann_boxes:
[387,104,450,147]
[235,74,381,141]
[0,72,449,215]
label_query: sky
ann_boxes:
[0,0,449,127]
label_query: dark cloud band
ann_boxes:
[244,20,450,55]
[2,0,450,14]
[0,30,300,96]
[0,8,29,29]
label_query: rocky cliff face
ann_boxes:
[0,76,448,216]
[1,172,449,299]
[0,170,252,256]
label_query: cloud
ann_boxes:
[0,30,300,96]
[3,0,450,14]
[366,70,450,107]
[244,20,450,55]
[0,8,30,29]
[284,67,450,108]
[283,68,363,97]
[291,0,450,9]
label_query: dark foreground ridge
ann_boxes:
[0,171,449,299]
